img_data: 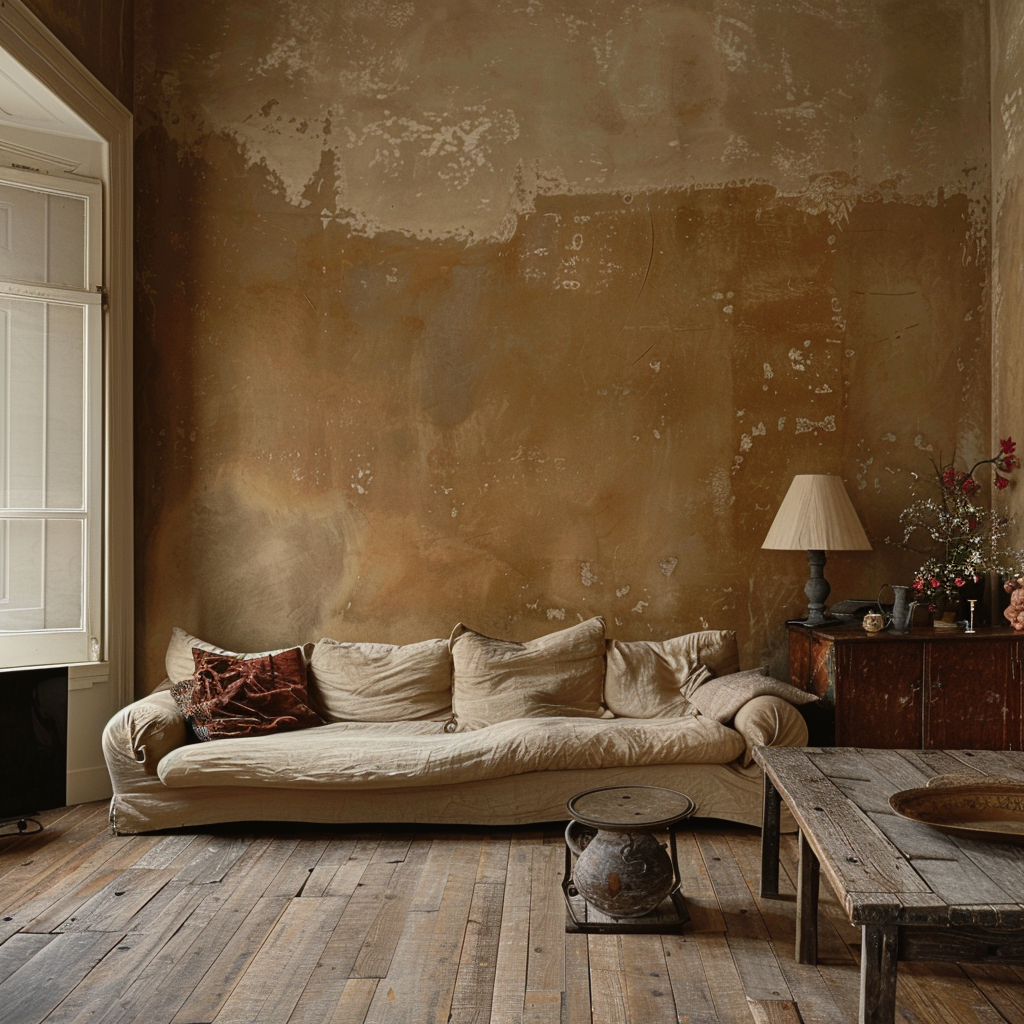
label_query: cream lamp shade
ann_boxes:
[762,474,871,625]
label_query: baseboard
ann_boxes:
[66,764,112,805]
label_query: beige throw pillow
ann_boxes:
[164,626,306,685]
[309,637,453,723]
[688,668,818,724]
[604,629,740,718]
[451,617,607,731]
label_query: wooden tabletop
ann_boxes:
[753,746,1024,927]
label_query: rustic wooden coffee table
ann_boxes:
[755,746,1024,1024]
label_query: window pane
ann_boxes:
[0,183,44,283]
[0,183,86,288]
[0,517,84,631]
[45,304,85,508]
[46,194,87,288]
[4,298,44,508]
[0,297,86,510]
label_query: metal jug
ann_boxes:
[879,583,918,635]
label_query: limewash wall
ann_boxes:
[131,0,995,688]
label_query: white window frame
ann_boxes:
[0,166,103,668]
[0,0,133,804]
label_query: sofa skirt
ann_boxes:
[108,761,795,835]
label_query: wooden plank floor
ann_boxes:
[1,804,1024,1023]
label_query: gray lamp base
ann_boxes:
[801,549,830,626]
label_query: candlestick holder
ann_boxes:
[965,598,977,634]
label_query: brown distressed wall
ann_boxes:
[133,0,992,690]
[22,0,133,110]
[993,1,1024,537]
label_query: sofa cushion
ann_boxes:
[603,629,740,718]
[688,668,818,724]
[165,626,304,685]
[309,637,453,723]
[157,713,746,790]
[450,617,608,731]
[171,647,324,741]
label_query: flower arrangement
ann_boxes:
[895,438,1021,603]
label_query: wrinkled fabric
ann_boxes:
[172,647,323,741]
[689,668,818,723]
[450,618,608,730]
[165,626,310,686]
[732,694,810,767]
[157,713,745,789]
[104,693,803,834]
[125,688,187,774]
[309,637,453,723]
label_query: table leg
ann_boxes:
[759,772,782,898]
[795,830,819,964]
[859,924,898,1024]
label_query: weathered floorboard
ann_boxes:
[0,931,124,1024]
[0,805,1023,1023]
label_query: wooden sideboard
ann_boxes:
[788,623,1024,749]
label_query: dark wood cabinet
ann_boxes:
[788,624,1024,749]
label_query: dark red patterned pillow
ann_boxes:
[171,646,324,741]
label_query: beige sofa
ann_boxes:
[102,620,812,834]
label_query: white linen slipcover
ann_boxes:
[156,714,745,789]
[102,689,805,833]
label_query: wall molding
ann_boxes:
[0,136,81,172]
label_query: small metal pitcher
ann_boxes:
[879,583,918,634]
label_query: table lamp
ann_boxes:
[762,474,871,626]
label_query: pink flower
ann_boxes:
[930,577,941,588]
[996,475,1010,490]
[1001,437,1016,456]
[913,579,924,590]
[955,577,965,587]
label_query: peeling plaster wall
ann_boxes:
[992,0,1024,535]
[134,0,991,689]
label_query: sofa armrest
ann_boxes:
[732,694,809,767]
[103,685,189,776]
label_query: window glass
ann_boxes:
[0,183,86,288]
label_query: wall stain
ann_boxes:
[135,0,992,687]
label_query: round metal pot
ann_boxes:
[565,820,674,918]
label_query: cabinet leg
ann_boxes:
[760,774,782,899]
[795,830,819,964]
[859,924,898,1024]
